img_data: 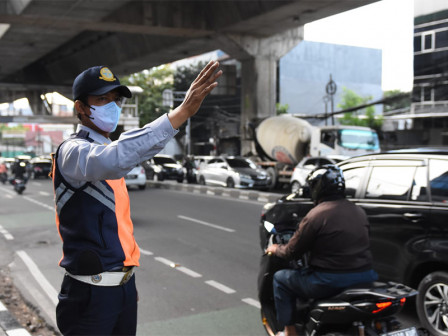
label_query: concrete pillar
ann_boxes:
[222,27,304,155]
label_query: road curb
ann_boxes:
[0,300,31,336]
[146,181,282,203]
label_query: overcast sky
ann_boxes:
[304,0,414,92]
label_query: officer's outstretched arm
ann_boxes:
[167,60,222,129]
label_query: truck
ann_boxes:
[251,114,380,189]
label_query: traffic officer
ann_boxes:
[52,62,221,335]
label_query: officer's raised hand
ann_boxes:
[168,60,222,129]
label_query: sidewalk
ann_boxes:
[0,300,31,336]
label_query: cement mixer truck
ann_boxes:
[251,114,380,189]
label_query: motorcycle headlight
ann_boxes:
[261,202,275,217]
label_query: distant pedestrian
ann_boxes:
[52,62,222,335]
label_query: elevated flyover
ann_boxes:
[0,0,378,150]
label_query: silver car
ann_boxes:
[289,156,342,193]
[198,156,271,189]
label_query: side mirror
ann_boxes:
[298,186,311,198]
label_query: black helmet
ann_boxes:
[306,164,345,202]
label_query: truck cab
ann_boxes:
[311,126,380,158]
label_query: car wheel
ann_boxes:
[199,176,206,185]
[177,177,183,183]
[226,178,235,188]
[417,271,448,335]
[291,181,301,194]
[158,173,164,181]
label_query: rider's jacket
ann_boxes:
[52,130,139,275]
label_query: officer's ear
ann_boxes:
[74,100,91,121]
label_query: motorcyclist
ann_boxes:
[265,164,378,336]
[12,160,27,181]
[0,160,7,184]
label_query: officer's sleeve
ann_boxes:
[58,114,178,183]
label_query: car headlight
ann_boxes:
[153,166,162,173]
[240,174,251,180]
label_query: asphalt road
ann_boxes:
[0,179,269,336]
[0,179,421,336]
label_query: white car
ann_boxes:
[198,156,271,189]
[290,156,342,193]
[125,164,147,190]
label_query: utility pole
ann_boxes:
[162,89,190,155]
[325,74,337,126]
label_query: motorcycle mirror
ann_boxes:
[264,220,276,233]
[298,186,311,198]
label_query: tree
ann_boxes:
[383,90,411,112]
[338,87,383,131]
[173,61,208,103]
[122,65,174,126]
[276,103,289,115]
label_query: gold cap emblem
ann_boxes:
[99,67,116,82]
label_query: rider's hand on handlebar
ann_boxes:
[265,244,279,255]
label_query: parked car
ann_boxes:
[290,156,342,193]
[143,154,184,183]
[30,157,52,179]
[198,156,271,189]
[261,149,448,336]
[125,164,146,190]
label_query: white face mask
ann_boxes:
[89,101,122,133]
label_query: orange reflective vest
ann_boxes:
[52,131,140,275]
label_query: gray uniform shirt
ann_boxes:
[57,113,178,188]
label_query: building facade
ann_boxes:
[411,0,448,146]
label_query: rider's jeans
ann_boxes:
[273,267,378,328]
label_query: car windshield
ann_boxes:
[153,157,176,165]
[338,129,380,150]
[226,158,257,169]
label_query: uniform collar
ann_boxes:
[76,124,111,145]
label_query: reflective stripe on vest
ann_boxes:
[52,131,140,274]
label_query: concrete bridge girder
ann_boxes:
[217,27,304,155]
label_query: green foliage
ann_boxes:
[383,90,411,112]
[276,103,289,115]
[338,87,383,131]
[122,65,174,126]
[173,61,208,101]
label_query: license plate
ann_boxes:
[381,327,418,336]
[125,175,137,180]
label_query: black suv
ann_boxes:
[261,149,448,335]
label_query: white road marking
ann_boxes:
[16,250,58,306]
[0,225,14,240]
[176,266,202,278]
[39,191,51,196]
[242,298,261,309]
[178,215,235,233]
[139,248,154,256]
[0,300,6,311]
[23,196,54,211]
[6,328,32,336]
[205,280,236,294]
[5,194,13,199]
[154,256,175,267]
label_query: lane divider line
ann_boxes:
[176,266,202,278]
[23,196,54,211]
[177,215,235,233]
[205,280,236,294]
[139,248,154,256]
[0,225,14,240]
[241,298,261,309]
[16,251,58,306]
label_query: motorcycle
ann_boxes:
[10,177,26,194]
[258,218,421,336]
